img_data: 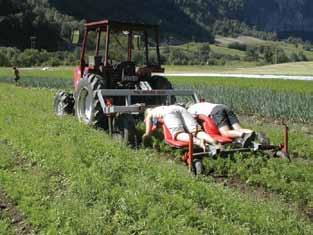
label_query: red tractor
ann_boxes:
[54,19,195,146]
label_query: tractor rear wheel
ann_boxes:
[75,73,108,129]
[113,113,138,147]
[54,90,74,116]
[150,75,176,104]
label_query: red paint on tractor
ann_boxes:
[73,66,82,91]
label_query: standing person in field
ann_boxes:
[13,67,20,85]
[143,105,219,151]
[188,102,255,147]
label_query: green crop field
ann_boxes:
[1,83,313,234]
[0,67,313,233]
[1,67,313,122]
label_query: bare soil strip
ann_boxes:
[157,150,313,222]
[0,140,35,235]
[0,189,34,235]
[212,175,313,222]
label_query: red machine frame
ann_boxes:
[156,116,289,172]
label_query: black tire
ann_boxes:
[113,113,138,147]
[75,73,108,129]
[192,159,204,175]
[149,75,176,105]
[54,90,74,116]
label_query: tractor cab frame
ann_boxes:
[74,20,165,90]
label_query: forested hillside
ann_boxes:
[244,0,313,40]
[50,0,313,41]
[2,0,313,50]
[48,0,215,42]
[0,0,81,50]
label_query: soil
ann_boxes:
[0,189,34,235]
[0,140,35,235]
[304,208,313,221]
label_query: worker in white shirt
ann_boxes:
[188,102,255,147]
[143,105,218,151]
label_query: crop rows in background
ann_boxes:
[1,71,313,123]
[171,76,313,122]
[1,84,313,234]
[177,84,313,122]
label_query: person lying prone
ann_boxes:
[188,102,255,147]
[143,105,219,150]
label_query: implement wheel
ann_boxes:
[54,90,74,116]
[75,73,108,129]
[192,159,204,175]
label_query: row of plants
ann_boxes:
[176,84,313,122]
[0,76,72,90]
[0,83,312,234]
[170,76,313,94]
[1,72,312,122]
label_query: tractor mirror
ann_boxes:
[72,30,80,45]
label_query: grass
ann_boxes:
[1,83,313,234]
[165,61,313,75]
[216,35,313,61]
[0,67,73,80]
[215,36,267,45]
[0,219,14,235]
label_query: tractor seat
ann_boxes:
[197,115,233,144]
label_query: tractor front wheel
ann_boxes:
[54,90,74,116]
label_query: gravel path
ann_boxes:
[160,73,313,81]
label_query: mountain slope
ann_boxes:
[48,0,214,42]
[50,0,313,41]
[2,0,313,50]
[0,0,81,50]
[244,0,313,40]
